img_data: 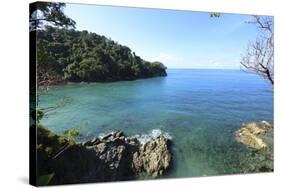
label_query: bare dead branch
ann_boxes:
[241,16,274,85]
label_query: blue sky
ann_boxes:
[64,3,260,69]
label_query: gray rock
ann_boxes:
[90,132,172,178]
[38,128,173,184]
[132,136,172,177]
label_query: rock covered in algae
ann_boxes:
[235,120,273,150]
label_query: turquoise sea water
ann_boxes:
[39,69,273,178]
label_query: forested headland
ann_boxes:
[36,26,167,86]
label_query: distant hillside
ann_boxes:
[36,26,167,85]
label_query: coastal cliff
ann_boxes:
[33,125,172,185]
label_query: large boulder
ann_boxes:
[84,131,172,179]
[82,131,138,181]
[132,136,172,177]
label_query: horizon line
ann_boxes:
[166,67,241,70]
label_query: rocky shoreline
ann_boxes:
[235,121,273,173]
[35,125,172,185]
[34,120,273,185]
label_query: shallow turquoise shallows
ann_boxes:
[39,69,273,178]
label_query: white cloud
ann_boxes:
[153,52,184,63]
[208,59,239,69]
[150,53,239,69]
[210,60,223,68]
[151,52,185,68]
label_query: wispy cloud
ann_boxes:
[208,59,238,69]
[152,52,184,68]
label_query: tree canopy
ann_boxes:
[30,2,76,31]
[37,26,167,85]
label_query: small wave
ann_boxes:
[96,129,172,144]
[98,131,116,139]
[133,129,172,144]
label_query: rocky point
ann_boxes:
[35,125,172,185]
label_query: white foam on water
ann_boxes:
[98,131,115,139]
[96,129,172,144]
[133,129,172,144]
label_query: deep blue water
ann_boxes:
[39,69,273,177]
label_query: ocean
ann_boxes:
[38,69,273,177]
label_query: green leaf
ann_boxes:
[63,129,80,143]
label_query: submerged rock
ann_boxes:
[35,126,173,185]
[235,121,273,149]
[235,121,273,173]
